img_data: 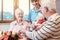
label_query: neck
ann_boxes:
[46,12,56,18]
[17,19,22,23]
[34,4,41,11]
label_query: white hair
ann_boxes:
[15,8,24,16]
[42,0,56,11]
[47,0,56,11]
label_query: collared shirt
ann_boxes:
[29,8,41,23]
[9,20,30,33]
[26,13,60,40]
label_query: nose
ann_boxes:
[19,15,23,18]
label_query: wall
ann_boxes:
[56,0,60,14]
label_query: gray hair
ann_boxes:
[15,8,24,16]
[42,0,56,11]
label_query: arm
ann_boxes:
[25,20,58,40]
[25,30,37,40]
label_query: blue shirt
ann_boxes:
[29,8,41,23]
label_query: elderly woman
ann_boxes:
[9,8,31,33]
[8,8,31,40]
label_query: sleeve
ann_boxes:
[26,20,58,40]
[26,31,38,40]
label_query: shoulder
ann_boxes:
[10,21,17,25]
[23,20,31,24]
[48,13,60,24]
[30,8,34,12]
[23,20,31,23]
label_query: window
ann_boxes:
[0,0,2,20]
[0,0,18,23]
[30,0,33,9]
[19,0,30,20]
[3,0,14,20]
[0,0,30,23]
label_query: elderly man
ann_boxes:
[21,5,60,40]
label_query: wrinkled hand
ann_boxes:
[34,27,40,31]
[34,24,43,31]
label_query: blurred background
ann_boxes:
[0,0,60,32]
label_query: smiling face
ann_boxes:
[16,11,23,21]
[31,0,40,7]
[15,9,24,22]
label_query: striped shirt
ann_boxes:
[26,13,60,40]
